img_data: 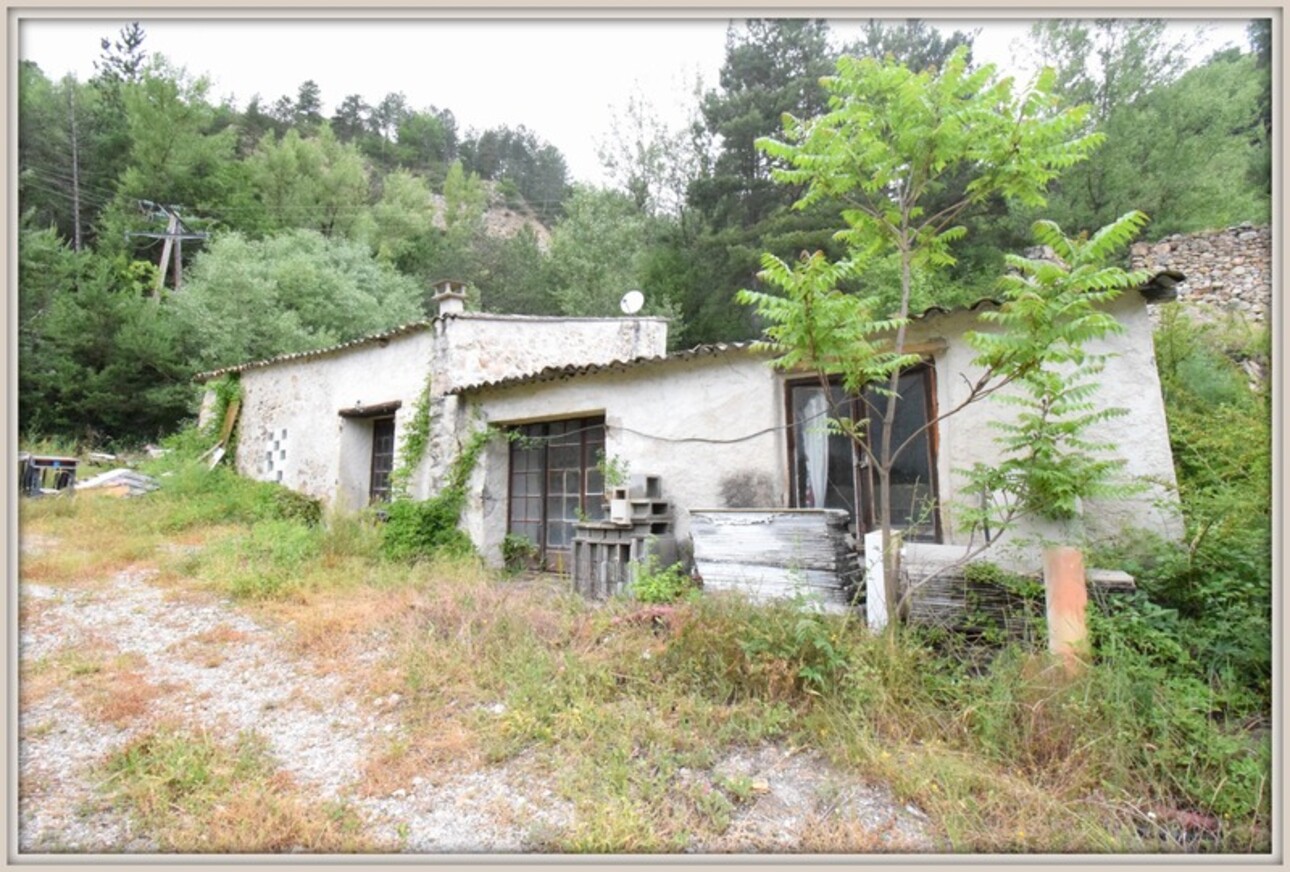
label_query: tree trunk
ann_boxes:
[67,87,82,252]
[879,238,916,626]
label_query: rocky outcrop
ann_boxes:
[1130,224,1271,324]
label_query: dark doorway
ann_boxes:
[369,417,396,504]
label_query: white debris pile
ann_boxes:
[75,468,160,496]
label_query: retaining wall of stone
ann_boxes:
[1130,224,1272,324]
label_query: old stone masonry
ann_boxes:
[1130,224,1272,324]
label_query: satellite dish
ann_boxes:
[620,289,645,315]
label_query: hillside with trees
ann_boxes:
[18,19,1270,445]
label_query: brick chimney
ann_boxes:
[432,278,468,316]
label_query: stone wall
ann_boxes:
[1129,224,1272,324]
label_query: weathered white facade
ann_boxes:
[198,285,1182,573]
[457,347,785,562]
[450,289,1182,568]
[197,311,668,512]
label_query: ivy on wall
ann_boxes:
[382,423,495,562]
[388,372,434,499]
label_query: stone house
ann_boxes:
[196,279,1183,583]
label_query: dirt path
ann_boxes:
[18,554,935,855]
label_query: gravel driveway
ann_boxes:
[18,551,935,855]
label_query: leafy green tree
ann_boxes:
[1038,46,1267,237]
[843,18,977,71]
[960,214,1151,528]
[116,63,238,203]
[365,91,409,167]
[19,230,200,444]
[172,229,422,370]
[667,19,845,344]
[1246,19,1272,193]
[395,110,454,173]
[245,125,371,238]
[544,187,651,317]
[1028,19,1190,121]
[234,95,285,155]
[598,84,706,220]
[460,125,570,222]
[93,21,147,87]
[17,64,77,242]
[367,168,438,276]
[330,93,370,143]
[1011,19,1269,238]
[429,159,490,302]
[474,226,556,315]
[696,19,836,229]
[742,46,1102,624]
[293,79,324,132]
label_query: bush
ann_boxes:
[223,519,323,599]
[381,495,475,562]
[500,533,538,573]
[660,594,855,702]
[380,427,492,563]
[629,555,694,604]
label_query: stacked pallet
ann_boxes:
[689,509,860,613]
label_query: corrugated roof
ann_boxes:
[192,312,672,382]
[194,319,437,381]
[450,342,763,395]
[195,271,1179,385]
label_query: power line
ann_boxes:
[124,201,209,295]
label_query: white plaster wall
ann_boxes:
[911,295,1182,546]
[233,330,435,510]
[435,314,669,393]
[220,314,667,512]
[463,353,785,565]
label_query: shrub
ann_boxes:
[381,496,475,563]
[500,533,538,573]
[380,427,492,563]
[629,555,694,604]
[660,594,855,701]
[222,519,323,599]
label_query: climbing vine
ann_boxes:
[202,375,243,456]
[382,424,496,562]
[388,372,434,499]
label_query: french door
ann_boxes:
[507,416,606,570]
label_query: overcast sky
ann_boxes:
[18,16,1254,186]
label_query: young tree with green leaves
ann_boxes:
[741,46,1104,626]
[959,212,1152,540]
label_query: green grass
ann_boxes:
[100,729,375,853]
[19,439,1273,854]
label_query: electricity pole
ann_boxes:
[126,201,209,297]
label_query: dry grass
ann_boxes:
[101,729,381,853]
[166,624,251,669]
[20,492,167,583]
[262,585,422,665]
[18,458,1270,854]
[790,812,930,853]
[65,647,175,729]
[357,715,481,798]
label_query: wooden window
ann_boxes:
[787,365,940,542]
[369,417,396,504]
[787,381,858,513]
[507,416,605,569]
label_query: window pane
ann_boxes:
[791,385,856,512]
[864,370,937,540]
